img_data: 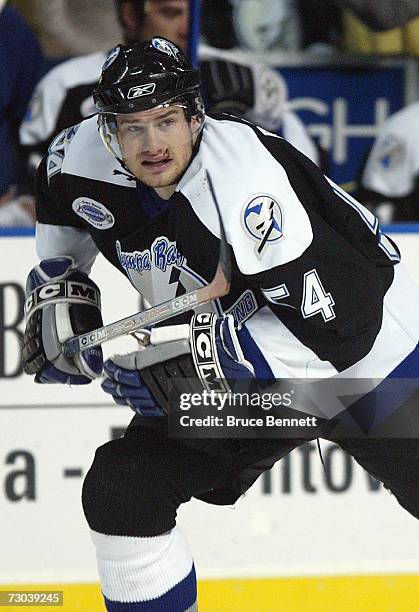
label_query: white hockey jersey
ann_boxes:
[33,113,419,422]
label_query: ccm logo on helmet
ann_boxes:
[127,83,157,99]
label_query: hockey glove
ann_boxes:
[22,257,103,384]
[101,313,255,415]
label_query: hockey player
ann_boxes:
[358,101,419,222]
[22,39,419,611]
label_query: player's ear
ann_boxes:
[190,115,202,144]
[190,114,202,132]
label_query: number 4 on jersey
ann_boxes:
[301,269,336,322]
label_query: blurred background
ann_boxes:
[0,1,418,610]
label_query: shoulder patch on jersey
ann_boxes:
[72,197,115,229]
[242,194,284,257]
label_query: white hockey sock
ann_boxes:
[91,527,197,611]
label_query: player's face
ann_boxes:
[116,106,200,192]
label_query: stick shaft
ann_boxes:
[63,170,231,357]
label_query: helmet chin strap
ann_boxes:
[113,160,137,181]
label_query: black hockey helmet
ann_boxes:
[93,38,203,117]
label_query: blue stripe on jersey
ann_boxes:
[343,343,419,432]
[104,564,196,611]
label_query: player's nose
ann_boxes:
[141,127,164,153]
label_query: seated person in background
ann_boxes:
[358,102,419,223]
[199,53,322,168]
[11,0,122,59]
[0,2,43,226]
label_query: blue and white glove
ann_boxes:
[22,257,103,384]
[101,313,255,415]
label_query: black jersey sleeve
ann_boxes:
[239,131,399,371]
[35,154,82,229]
[246,236,394,371]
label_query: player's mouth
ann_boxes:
[141,158,173,173]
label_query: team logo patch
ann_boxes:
[152,37,179,59]
[374,134,406,171]
[102,46,120,71]
[127,83,157,99]
[72,198,115,229]
[243,194,283,255]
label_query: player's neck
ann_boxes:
[153,184,177,200]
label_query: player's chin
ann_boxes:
[141,166,182,188]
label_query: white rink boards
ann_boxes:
[0,234,418,584]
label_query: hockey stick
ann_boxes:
[63,171,231,357]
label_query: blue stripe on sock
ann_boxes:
[103,564,196,611]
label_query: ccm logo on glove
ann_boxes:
[25,280,101,318]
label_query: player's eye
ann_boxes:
[127,125,145,134]
[158,118,175,129]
